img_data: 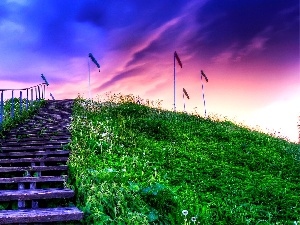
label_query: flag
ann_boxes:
[201,70,208,82]
[50,93,55,100]
[174,51,182,68]
[183,88,190,99]
[41,74,49,86]
[88,53,100,71]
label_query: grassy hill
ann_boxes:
[64,94,300,224]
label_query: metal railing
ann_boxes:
[0,74,50,127]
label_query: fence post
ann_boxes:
[20,91,23,114]
[26,89,29,111]
[43,84,45,99]
[31,88,33,107]
[0,91,3,126]
[11,90,14,119]
[38,85,41,102]
[41,85,43,99]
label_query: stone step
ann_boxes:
[0,188,74,201]
[0,145,66,151]
[3,136,71,142]
[6,126,67,131]
[0,165,67,173]
[8,133,69,138]
[0,176,66,183]
[0,157,69,164]
[2,140,70,146]
[0,150,69,158]
[0,207,83,224]
[14,128,67,133]
[0,99,83,223]
[4,131,68,137]
[32,114,56,123]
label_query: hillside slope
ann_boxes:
[66,96,300,224]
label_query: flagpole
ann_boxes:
[88,58,91,100]
[173,53,176,112]
[201,71,207,117]
[183,89,186,112]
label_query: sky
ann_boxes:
[0,0,299,143]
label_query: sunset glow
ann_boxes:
[0,0,299,142]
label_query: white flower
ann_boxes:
[101,132,108,137]
[182,210,188,216]
[191,217,197,223]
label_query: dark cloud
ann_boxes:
[9,0,186,59]
[76,0,185,29]
[132,1,185,28]
[185,0,299,60]
[16,1,80,57]
[1,0,298,90]
[105,0,186,51]
[0,0,186,59]
[76,1,114,28]
[95,66,144,91]
[125,22,183,68]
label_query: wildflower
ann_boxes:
[182,210,188,216]
[101,132,108,137]
[191,217,197,223]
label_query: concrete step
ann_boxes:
[1,140,70,146]
[2,136,70,142]
[0,207,83,224]
[0,157,69,164]
[0,145,67,151]
[0,165,67,173]
[0,99,83,223]
[0,150,69,158]
[0,188,74,201]
[0,176,66,184]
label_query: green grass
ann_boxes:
[0,97,46,138]
[64,94,300,224]
[0,94,299,224]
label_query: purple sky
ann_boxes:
[0,0,299,142]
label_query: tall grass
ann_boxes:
[297,116,300,144]
[0,97,46,138]
[64,93,300,224]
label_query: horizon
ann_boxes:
[0,0,299,143]
[0,91,299,144]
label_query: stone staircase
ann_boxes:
[0,99,83,224]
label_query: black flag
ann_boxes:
[201,70,208,82]
[89,53,100,72]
